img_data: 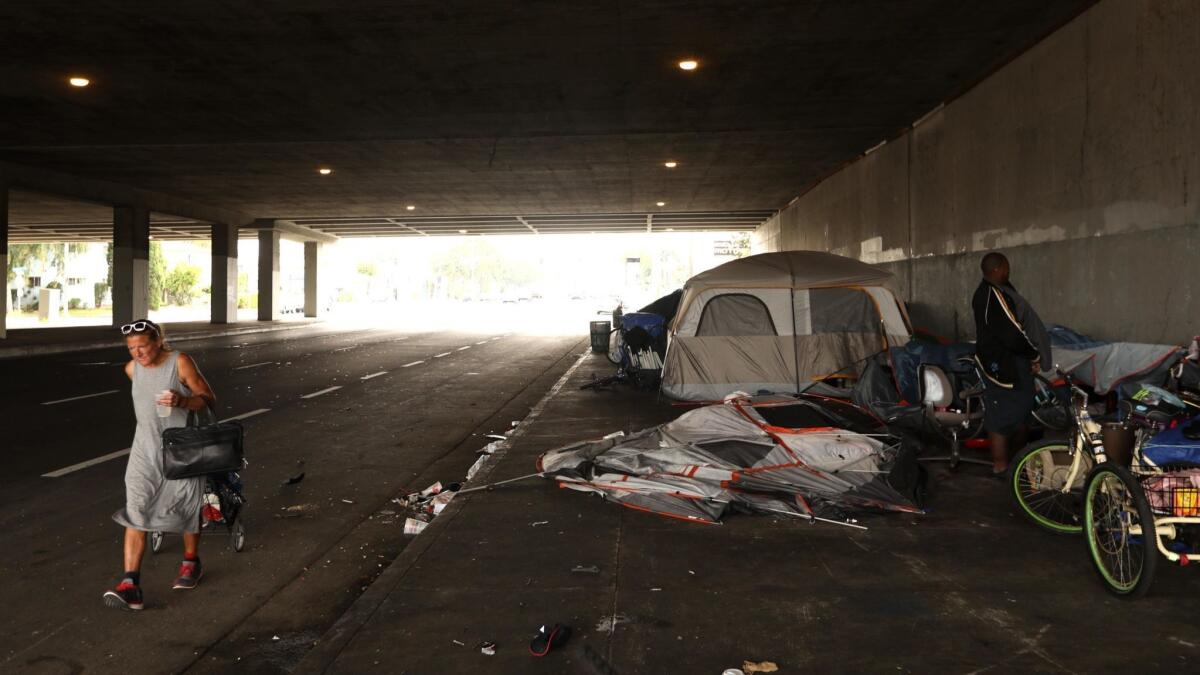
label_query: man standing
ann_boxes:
[972,252,1052,474]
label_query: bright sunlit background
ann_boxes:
[5,231,750,336]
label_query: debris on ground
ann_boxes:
[581,645,619,675]
[281,471,305,487]
[340,499,355,505]
[530,520,550,527]
[480,641,497,656]
[403,518,428,535]
[529,623,572,657]
[742,661,778,673]
[452,639,465,647]
[466,454,488,481]
[571,565,600,574]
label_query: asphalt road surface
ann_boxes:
[0,324,585,674]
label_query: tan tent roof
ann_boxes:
[686,251,896,290]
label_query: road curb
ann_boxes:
[0,320,320,360]
[290,347,590,675]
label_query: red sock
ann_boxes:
[184,552,199,561]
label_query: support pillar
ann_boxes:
[211,222,238,324]
[1,181,8,339]
[257,229,280,321]
[112,205,150,326]
[303,241,321,318]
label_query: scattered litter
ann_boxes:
[480,641,497,656]
[511,421,520,427]
[341,499,355,505]
[403,518,428,535]
[281,472,305,486]
[428,490,456,516]
[722,670,745,675]
[481,441,503,454]
[650,587,662,592]
[379,510,396,516]
[571,565,600,574]
[452,639,466,647]
[529,623,572,657]
[742,661,778,673]
[485,434,507,441]
[688,570,695,575]
[272,635,280,641]
[282,504,316,513]
[466,454,488,481]
[530,520,550,527]
[602,430,626,441]
[420,482,443,497]
[594,614,631,634]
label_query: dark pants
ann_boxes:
[981,364,1034,436]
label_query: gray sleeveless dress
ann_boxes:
[112,351,204,533]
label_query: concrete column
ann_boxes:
[1,181,8,339]
[211,222,238,324]
[112,205,150,325]
[303,241,321,318]
[257,229,280,321]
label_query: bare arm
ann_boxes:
[125,360,135,380]
[173,353,216,411]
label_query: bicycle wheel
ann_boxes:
[1032,374,1072,432]
[1083,464,1158,598]
[1009,440,1093,534]
[149,531,164,554]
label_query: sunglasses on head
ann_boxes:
[120,320,159,336]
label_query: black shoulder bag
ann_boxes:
[161,406,245,479]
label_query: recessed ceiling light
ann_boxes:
[656,201,666,207]
[458,229,468,234]
[666,228,675,232]
[406,205,416,211]
[68,77,90,87]
[664,161,677,168]
[318,167,332,175]
[678,60,698,71]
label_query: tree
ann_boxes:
[149,241,167,310]
[163,263,201,306]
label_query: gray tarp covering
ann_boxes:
[537,397,921,525]
[1050,344,1182,394]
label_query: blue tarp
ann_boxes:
[1141,416,1200,467]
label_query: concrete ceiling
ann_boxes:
[0,1,1091,239]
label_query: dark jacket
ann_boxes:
[972,280,1051,389]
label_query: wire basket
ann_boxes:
[1138,467,1200,517]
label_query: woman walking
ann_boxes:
[103,319,217,611]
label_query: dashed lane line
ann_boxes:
[41,448,131,478]
[402,361,424,368]
[41,389,120,406]
[457,346,471,351]
[221,408,271,422]
[301,386,343,399]
[361,371,388,380]
[434,352,452,358]
[234,361,275,370]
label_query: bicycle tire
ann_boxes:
[1031,373,1072,432]
[605,328,622,365]
[1083,463,1157,598]
[1009,440,1092,534]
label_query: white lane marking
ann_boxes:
[234,361,275,370]
[393,337,409,341]
[402,361,424,368]
[490,337,503,341]
[41,389,120,406]
[301,386,343,399]
[333,345,357,352]
[434,352,452,358]
[475,340,488,345]
[42,448,131,478]
[361,371,388,380]
[457,346,471,351]
[221,408,270,422]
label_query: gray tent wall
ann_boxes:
[661,251,911,401]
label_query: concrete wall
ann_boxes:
[753,0,1200,344]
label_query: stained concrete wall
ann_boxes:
[753,0,1200,344]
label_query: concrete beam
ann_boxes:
[112,205,150,325]
[0,160,254,228]
[249,218,337,244]
[257,230,281,322]
[1,181,8,339]
[211,222,238,324]
[303,241,320,318]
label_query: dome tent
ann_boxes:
[661,251,911,401]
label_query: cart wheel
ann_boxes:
[230,521,245,552]
[1009,440,1093,534]
[1083,464,1157,598]
[149,531,164,554]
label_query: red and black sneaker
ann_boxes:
[173,558,203,590]
[102,579,144,611]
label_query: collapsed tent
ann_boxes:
[661,251,911,401]
[537,395,922,525]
